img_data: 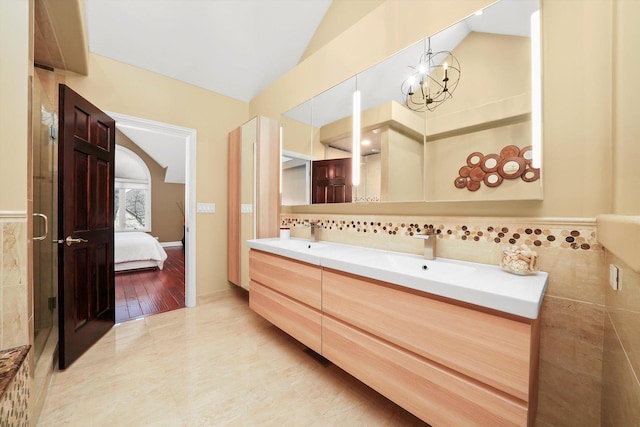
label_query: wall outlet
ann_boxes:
[240,204,253,213]
[609,264,621,291]
[197,202,216,214]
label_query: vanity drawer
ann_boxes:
[249,281,321,353]
[322,269,534,402]
[249,249,322,310]
[322,316,527,427]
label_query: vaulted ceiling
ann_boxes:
[84,0,333,103]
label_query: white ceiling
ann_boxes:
[117,124,186,183]
[85,0,331,183]
[84,0,332,103]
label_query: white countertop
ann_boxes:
[246,238,548,319]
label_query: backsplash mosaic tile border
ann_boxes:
[281,216,601,252]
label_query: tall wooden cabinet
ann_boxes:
[228,116,280,289]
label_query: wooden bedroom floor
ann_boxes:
[115,247,185,323]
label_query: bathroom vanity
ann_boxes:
[247,238,548,426]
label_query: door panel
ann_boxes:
[311,157,352,204]
[58,84,115,369]
[96,159,109,227]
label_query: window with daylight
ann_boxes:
[114,146,152,232]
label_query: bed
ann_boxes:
[115,231,168,272]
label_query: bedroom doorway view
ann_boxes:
[111,113,197,322]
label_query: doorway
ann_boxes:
[30,94,197,364]
[107,112,197,307]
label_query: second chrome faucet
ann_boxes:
[414,228,437,260]
[306,220,319,242]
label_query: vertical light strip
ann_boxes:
[531,10,542,169]
[352,90,361,186]
[279,125,283,194]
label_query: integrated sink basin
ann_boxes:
[246,238,548,319]
[271,240,328,251]
[245,238,330,265]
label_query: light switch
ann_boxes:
[197,202,216,214]
[240,204,253,213]
[609,264,621,290]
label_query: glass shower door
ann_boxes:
[33,71,58,364]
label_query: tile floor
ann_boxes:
[38,288,428,426]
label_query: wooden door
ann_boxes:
[311,157,352,204]
[58,84,115,369]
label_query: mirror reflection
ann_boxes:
[281,0,541,205]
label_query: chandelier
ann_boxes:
[401,38,461,112]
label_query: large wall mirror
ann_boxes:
[281,0,541,205]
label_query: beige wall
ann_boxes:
[423,32,539,201]
[613,0,640,214]
[600,1,640,423]
[116,131,185,243]
[426,121,540,201]
[300,0,386,62]
[0,0,30,213]
[430,32,530,119]
[361,153,381,201]
[0,0,31,351]
[384,128,423,201]
[64,54,248,296]
[0,3,31,425]
[281,115,315,157]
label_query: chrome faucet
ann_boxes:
[306,220,319,242]
[414,228,437,260]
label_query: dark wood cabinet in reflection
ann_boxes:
[311,158,352,204]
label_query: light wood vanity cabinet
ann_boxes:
[322,269,540,426]
[322,316,528,426]
[322,269,534,401]
[248,250,322,353]
[249,250,541,426]
[227,116,280,290]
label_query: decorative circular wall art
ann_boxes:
[466,152,483,167]
[454,145,540,191]
[497,157,525,179]
[483,172,503,187]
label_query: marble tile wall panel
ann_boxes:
[1,219,29,350]
[536,296,604,425]
[282,214,606,426]
[601,313,640,426]
[601,252,640,424]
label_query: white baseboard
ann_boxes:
[161,241,183,248]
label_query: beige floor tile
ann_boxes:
[38,288,427,427]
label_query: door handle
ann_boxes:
[33,213,48,241]
[65,236,88,246]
